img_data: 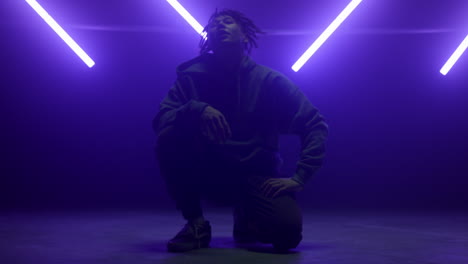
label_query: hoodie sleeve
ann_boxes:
[275,75,329,186]
[152,75,210,136]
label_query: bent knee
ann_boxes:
[272,227,302,249]
[255,219,303,249]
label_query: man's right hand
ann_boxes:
[200,105,232,144]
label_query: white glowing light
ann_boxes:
[292,0,363,72]
[440,35,468,75]
[25,0,95,68]
[166,0,207,38]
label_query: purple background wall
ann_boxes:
[1,0,468,210]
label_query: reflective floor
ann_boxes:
[1,208,467,264]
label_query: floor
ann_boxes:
[1,208,467,264]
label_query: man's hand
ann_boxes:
[260,178,303,198]
[200,105,232,144]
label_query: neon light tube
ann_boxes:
[25,0,95,68]
[166,0,207,38]
[292,0,363,72]
[440,35,468,75]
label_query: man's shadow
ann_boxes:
[131,236,326,264]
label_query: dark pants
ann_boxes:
[155,126,302,249]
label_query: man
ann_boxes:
[153,9,328,253]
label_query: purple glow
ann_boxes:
[166,0,207,38]
[440,35,468,75]
[25,0,95,68]
[292,0,363,72]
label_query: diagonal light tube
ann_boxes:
[25,0,95,68]
[440,35,468,75]
[292,0,363,72]
[166,0,207,38]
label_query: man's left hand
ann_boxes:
[260,178,304,198]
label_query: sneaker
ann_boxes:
[167,220,211,252]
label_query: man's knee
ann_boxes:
[255,211,303,249]
[273,212,303,246]
[271,223,303,250]
[155,126,179,157]
[155,126,205,162]
[255,224,302,250]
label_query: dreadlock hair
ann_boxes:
[199,9,265,55]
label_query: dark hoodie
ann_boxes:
[153,54,328,186]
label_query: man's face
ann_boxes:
[207,15,247,49]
